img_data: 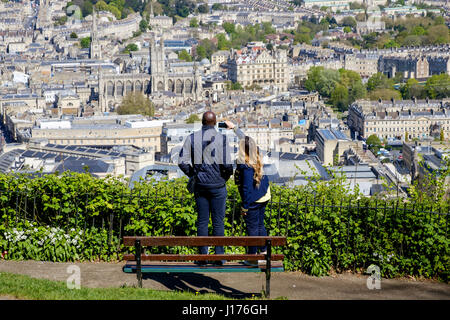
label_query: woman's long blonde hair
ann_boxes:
[237,136,264,188]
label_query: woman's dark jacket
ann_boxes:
[235,163,269,210]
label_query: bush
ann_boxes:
[0,170,448,281]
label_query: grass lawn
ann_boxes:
[0,272,233,300]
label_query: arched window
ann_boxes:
[126,80,133,93]
[135,80,143,92]
[175,79,183,94]
[116,81,124,96]
[107,81,114,96]
[185,79,193,93]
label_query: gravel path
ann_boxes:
[0,260,448,300]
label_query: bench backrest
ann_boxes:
[123,236,287,247]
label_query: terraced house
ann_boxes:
[348,99,450,141]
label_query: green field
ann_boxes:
[0,272,233,300]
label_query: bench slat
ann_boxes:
[123,254,285,261]
[123,236,287,247]
[123,262,284,273]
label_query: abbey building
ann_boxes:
[99,35,203,112]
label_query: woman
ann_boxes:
[234,135,271,264]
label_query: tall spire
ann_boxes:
[92,8,98,41]
[150,0,154,17]
[90,8,101,59]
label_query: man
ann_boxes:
[178,111,233,265]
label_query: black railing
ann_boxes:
[1,188,448,241]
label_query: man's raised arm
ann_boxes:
[178,135,193,177]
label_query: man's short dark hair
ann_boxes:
[202,111,216,126]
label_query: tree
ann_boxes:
[222,22,235,35]
[80,37,91,48]
[108,5,122,20]
[178,49,192,62]
[315,69,340,97]
[367,73,394,91]
[116,92,154,116]
[425,25,449,44]
[70,32,78,39]
[139,19,148,33]
[402,35,423,47]
[367,134,382,154]
[82,0,93,17]
[341,16,356,28]
[368,88,402,101]
[434,16,445,25]
[189,18,199,28]
[294,32,311,44]
[212,3,224,10]
[226,81,243,90]
[425,74,450,99]
[216,33,230,50]
[186,114,200,124]
[331,84,349,112]
[196,39,217,60]
[412,26,426,36]
[123,43,138,53]
[197,3,208,14]
[95,0,109,12]
[349,81,366,103]
[401,78,425,99]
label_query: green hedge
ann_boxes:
[0,171,448,281]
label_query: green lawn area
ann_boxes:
[0,272,233,300]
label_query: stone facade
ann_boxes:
[228,47,289,92]
[99,36,203,112]
[348,99,450,141]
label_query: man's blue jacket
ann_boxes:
[178,125,233,189]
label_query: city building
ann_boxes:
[378,54,429,79]
[348,99,450,141]
[30,117,167,152]
[227,46,290,92]
[314,128,352,166]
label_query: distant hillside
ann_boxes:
[66,0,200,20]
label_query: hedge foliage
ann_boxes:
[0,169,448,281]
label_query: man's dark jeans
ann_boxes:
[194,185,227,255]
[244,201,268,254]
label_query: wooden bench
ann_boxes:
[122,236,287,298]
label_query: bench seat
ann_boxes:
[122,236,287,297]
[123,261,284,273]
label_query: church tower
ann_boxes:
[149,34,166,92]
[90,10,102,59]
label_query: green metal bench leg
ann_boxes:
[265,239,271,299]
[135,239,142,288]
